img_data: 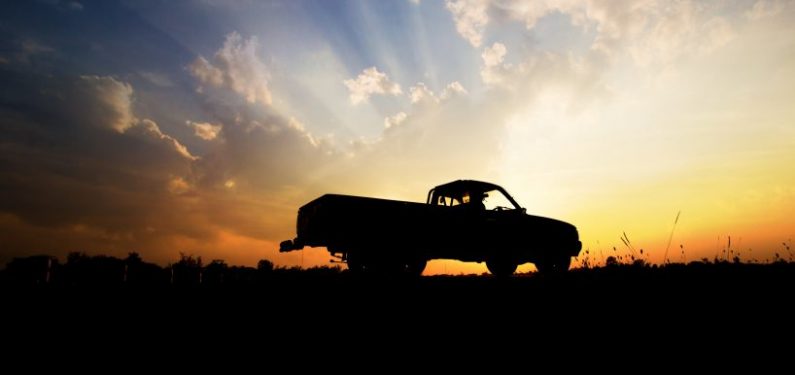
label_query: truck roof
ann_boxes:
[431,179,502,195]
[427,179,522,209]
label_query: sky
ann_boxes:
[1,0,794,274]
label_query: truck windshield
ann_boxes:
[482,189,517,210]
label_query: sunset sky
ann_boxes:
[1,0,793,273]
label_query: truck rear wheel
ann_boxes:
[345,251,366,273]
[486,259,517,277]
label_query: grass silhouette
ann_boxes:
[3,250,794,288]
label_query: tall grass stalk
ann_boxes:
[663,211,681,264]
[621,231,638,259]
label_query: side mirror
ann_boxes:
[521,208,527,214]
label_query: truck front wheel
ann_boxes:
[486,259,517,277]
[405,259,427,276]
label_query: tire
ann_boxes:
[486,259,517,277]
[535,256,571,274]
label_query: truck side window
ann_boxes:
[437,195,463,206]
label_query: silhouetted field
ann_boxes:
[3,254,793,355]
[3,252,793,316]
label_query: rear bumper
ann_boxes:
[279,238,304,252]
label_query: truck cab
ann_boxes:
[428,180,522,212]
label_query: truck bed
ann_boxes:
[297,194,443,252]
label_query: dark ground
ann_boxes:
[4,261,793,320]
[0,262,795,356]
[3,261,793,363]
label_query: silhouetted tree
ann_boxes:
[64,252,127,286]
[64,252,90,285]
[255,259,274,283]
[203,259,228,285]
[226,266,258,285]
[124,252,167,286]
[257,259,274,273]
[90,255,126,285]
[4,255,59,285]
[126,252,142,264]
[171,253,202,286]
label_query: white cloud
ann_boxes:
[448,1,739,67]
[184,31,344,202]
[384,112,408,129]
[494,0,569,29]
[480,42,517,86]
[190,76,339,193]
[78,75,135,133]
[343,67,402,105]
[746,0,783,21]
[440,81,468,99]
[611,2,734,64]
[409,81,469,104]
[481,42,506,67]
[188,32,272,106]
[76,75,196,160]
[187,121,223,141]
[446,0,489,47]
[409,82,438,104]
[132,119,197,160]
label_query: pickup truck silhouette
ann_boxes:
[280,180,582,276]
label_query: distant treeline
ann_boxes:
[3,252,794,287]
[1,252,342,287]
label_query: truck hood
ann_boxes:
[523,213,579,239]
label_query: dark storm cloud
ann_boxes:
[0,70,195,237]
[0,26,344,265]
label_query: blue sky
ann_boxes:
[1,1,480,139]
